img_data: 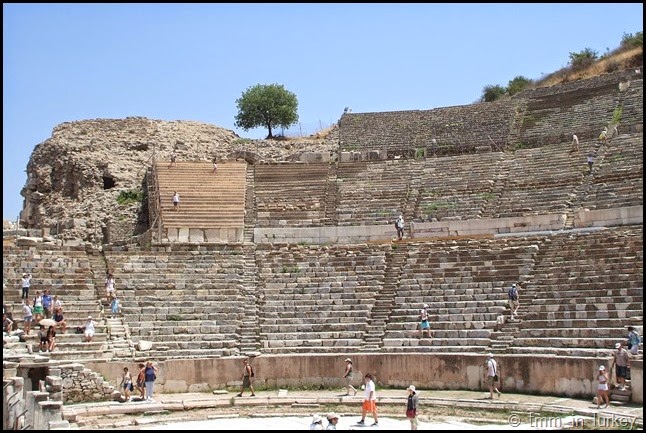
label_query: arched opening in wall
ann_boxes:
[103,175,116,190]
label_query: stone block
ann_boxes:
[189,229,204,243]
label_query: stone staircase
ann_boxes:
[155,161,247,242]
[323,161,339,226]
[105,315,134,359]
[243,164,256,243]
[360,244,406,351]
[238,245,261,355]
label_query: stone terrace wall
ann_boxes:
[338,99,517,157]
[515,69,643,146]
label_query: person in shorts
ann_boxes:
[22,299,33,335]
[418,304,431,338]
[136,363,146,399]
[357,373,378,426]
[611,342,630,391]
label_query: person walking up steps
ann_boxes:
[172,191,180,211]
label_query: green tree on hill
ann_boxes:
[507,75,533,96]
[234,83,299,139]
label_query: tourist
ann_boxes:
[406,384,419,430]
[32,291,44,323]
[343,358,357,396]
[418,303,431,338]
[42,289,53,319]
[120,367,133,401]
[626,326,641,355]
[395,214,405,240]
[144,360,159,402]
[21,273,32,300]
[596,365,609,409]
[105,272,116,302]
[53,307,67,333]
[22,299,33,335]
[357,373,378,426]
[38,324,48,352]
[172,191,180,211]
[83,316,96,342]
[236,358,256,397]
[326,412,339,430]
[46,325,56,352]
[309,414,324,430]
[136,363,146,400]
[610,342,630,391]
[484,353,501,399]
[507,283,519,319]
[212,157,218,174]
[3,313,14,333]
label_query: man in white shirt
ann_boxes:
[484,353,501,399]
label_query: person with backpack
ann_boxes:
[507,283,519,319]
[237,358,256,397]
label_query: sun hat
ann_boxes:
[345,358,351,362]
[312,414,322,423]
[326,412,339,420]
[487,353,494,358]
[423,304,428,308]
[615,342,621,349]
[598,365,605,371]
[407,385,416,392]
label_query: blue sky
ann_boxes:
[3,3,643,221]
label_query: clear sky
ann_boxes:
[3,3,643,221]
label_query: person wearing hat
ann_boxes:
[21,273,32,300]
[326,412,339,430]
[484,353,501,399]
[610,342,630,391]
[596,365,609,409]
[406,385,419,430]
[82,315,96,342]
[309,414,324,430]
[418,304,431,338]
[343,358,357,396]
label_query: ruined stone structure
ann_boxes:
[5,68,643,428]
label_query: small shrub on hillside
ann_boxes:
[569,48,598,71]
[117,189,144,205]
[507,76,533,96]
[621,31,643,49]
[481,85,506,102]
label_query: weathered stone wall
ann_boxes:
[60,363,117,404]
[86,352,640,400]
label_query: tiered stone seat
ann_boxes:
[416,152,505,221]
[255,244,387,353]
[383,237,539,352]
[155,160,246,229]
[516,69,641,145]
[336,160,423,225]
[508,226,644,356]
[254,162,329,227]
[481,142,584,218]
[2,244,107,360]
[576,132,643,210]
[105,246,247,359]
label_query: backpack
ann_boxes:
[249,365,255,378]
[508,287,518,301]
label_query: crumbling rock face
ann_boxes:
[20,117,340,243]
